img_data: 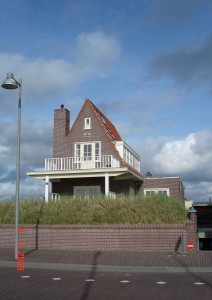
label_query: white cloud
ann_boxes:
[153,131,212,175]
[0,31,121,103]
[76,31,121,77]
[138,130,212,201]
[154,133,198,173]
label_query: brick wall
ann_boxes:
[0,218,197,252]
[141,177,185,203]
[53,102,120,160]
[53,106,70,157]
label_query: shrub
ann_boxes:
[0,195,187,225]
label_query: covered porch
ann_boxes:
[27,168,143,202]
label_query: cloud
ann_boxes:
[147,35,212,89]
[0,31,121,104]
[0,119,52,199]
[139,130,212,201]
[184,181,212,202]
[75,31,121,77]
[153,130,212,175]
[146,0,212,26]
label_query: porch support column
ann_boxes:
[105,173,109,199]
[45,175,49,202]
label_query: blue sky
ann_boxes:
[0,0,212,201]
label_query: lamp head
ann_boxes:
[1,72,19,89]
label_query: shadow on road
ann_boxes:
[80,251,101,300]
[173,253,212,289]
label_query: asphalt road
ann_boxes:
[0,267,212,300]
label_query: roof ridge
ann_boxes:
[88,99,122,141]
[87,99,125,168]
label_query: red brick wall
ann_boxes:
[141,177,184,203]
[0,220,196,252]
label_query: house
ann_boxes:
[141,172,185,205]
[27,99,143,201]
[27,99,186,203]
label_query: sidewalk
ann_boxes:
[0,248,212,273]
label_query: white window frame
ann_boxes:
[144,188,170,196]
[84,117,91,129]
[75,142,101,159]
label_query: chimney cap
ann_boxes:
[61,104,64,109]
[146,171,153,178]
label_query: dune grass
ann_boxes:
[0,195,188,225]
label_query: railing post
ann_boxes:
[105,173,109,198]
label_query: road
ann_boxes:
[0,267,212,300]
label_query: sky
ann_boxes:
[0,0,212,202]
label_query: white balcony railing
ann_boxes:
[45,155,120,171]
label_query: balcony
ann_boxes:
[45,155,120,171]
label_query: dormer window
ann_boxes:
[84,117,91,129]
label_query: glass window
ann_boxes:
[158,191,168,195]
[84,118,91,129]
[74,186,100,199]
[95,143,100,158]
[76,144,80,158]
[84,144,92,160]
[145,189,169,196]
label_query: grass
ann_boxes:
[0,195,188,225]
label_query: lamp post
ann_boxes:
[1,72,22,260]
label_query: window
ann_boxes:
[75,142,101,168]
[74,186,101,199]
[95,143,100,159]
[144,188,169,196]
[84,144,92,160]
[75,142,100,159]
[84,118,91,129]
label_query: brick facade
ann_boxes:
[0,214,197,252]
[141,176,185,204]
[53,102,120,161]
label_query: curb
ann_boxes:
[1,260,212,273]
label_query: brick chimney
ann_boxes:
[53,104,70,157]
[145,171,153,178]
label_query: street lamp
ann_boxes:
[1,72,22,260]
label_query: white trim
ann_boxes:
[45,176,49,202]
[144,188,170,196]
[84,117,91,129]
[105,173,109,198]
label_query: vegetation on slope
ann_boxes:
[0,195,188,225]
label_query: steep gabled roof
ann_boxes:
[87,99,122,143]
[69,98,142,175]
[86,99,125,168]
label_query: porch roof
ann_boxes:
[27,167,143,181]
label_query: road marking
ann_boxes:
[52,278,62,280]
[194,282,205,285]
[21,276,30,279]
[156,281,167,285]
[120,280,130,283]
[85,279,95,282]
